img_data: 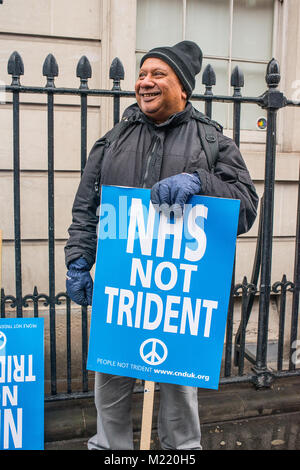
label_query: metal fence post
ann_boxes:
[43,53,59,396]
[231,65,244,148]
[110,57,124,125]
[8,51,24,318]
[77,55,92,392]
[289,165,300,369]
[252,59,287,388]
[202,64,216,119]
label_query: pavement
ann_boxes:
[43,375,300,451]
[45,411,300,451]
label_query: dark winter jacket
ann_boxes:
[64,102,258,269]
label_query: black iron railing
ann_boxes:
[0,51,299,400]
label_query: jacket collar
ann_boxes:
[141,102,193,129]
[122,102,193,129]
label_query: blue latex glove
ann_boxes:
[66,257,93,306]
[151,172,202,217]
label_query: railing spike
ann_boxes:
[76,56,92,90]
[7,51,24,85]
[265,58,280,88]
[42,53,59,87]
[109,57,124,82]
[202,64,216,87]
[231,65,244,89]
[76,56,92,79]
[202,64,215,117]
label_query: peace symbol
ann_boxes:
[140,338,168,366]
[0,331,7,350]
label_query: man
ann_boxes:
[65,41,258,450]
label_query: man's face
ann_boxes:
[135,57,187,124]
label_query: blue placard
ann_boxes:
[0,318,44,450]
[87,186,240,390]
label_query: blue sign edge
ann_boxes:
[0,317,44,450]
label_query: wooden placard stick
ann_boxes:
[140,380,155,450]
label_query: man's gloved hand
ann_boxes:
[151,172,202,217]
[66,257,93,306]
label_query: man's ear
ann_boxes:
[181,88,188,100]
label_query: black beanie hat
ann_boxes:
[140,40,202,98]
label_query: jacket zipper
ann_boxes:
[142,136,159,188]
[94,138,110,195]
